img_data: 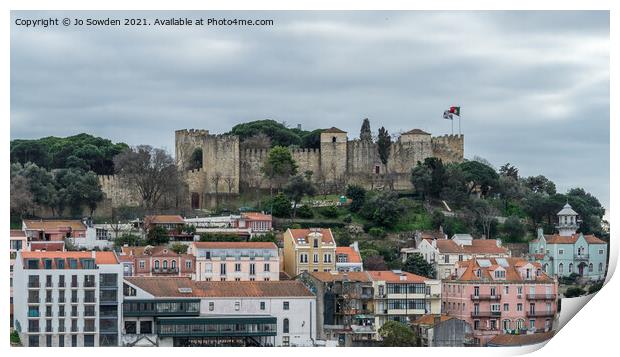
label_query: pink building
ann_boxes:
[232,212,273,233]
[442,257,558,346]
[120,246,195,277]
[22,219,86,241]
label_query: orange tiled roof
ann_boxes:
[29,242,65,251]
[192,241,277,250]
[367,270,428,283]
[242,212,272,221]
[21,251,118,266]
[452,258,552,283]
[23,219,86,231]
[412,314,453,326]
[336,247,362,263]
[435,239,508,255]
[121,246,193,257]
[309,271,371,282]
[125,277,314,298]
[145,215,185,224]
[288,228,335,244]
[544,234,606,245]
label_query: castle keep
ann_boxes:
[175,121,464,209]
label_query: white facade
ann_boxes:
[68,227,114,250]
[13,252,123,347]
[190,244,280,281]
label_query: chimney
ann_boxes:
[537,227,544,238]
[351,241,359,252]
[91,251,96,258]
[432,238,437,249]
[496,238,502,247]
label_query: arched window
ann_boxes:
[599,263,603,272]
[154,260,160,269]
[543,264,548,273]
[331,136,337,143]
[171,260,176,269]
[589,263,593,272]
[283,318,289,334]
[558,263,564,274]
[163,260,168,269]
[569,263,573,273]
[503,319,511,331]
[516,319,525,330]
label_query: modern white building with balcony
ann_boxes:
[12,251,123,347]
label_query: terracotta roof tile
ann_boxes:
[544,234,606,245]
[287,228,335,245]
[125,277,315,298]
[335,247,362,263]
[10,230,26,237]
[367,270,428,283]
[21,251,118,266]
[28,242,65,251]
[145,215,185,224]
[435,239,508,255]
[23,219,86,231]
[242,212,272,220]
[450,258,552,283]
[487,331,554,347]
[412,314,454,326]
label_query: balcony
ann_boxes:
[27,297,39,304]
[152,267,179,274]
[574,254,589,261]
[45,326,53,333]
[84,281,96,288]
[71,297,79,304]
[27,310,40,318]
[470,294,501,301]
[58,281,65,288]
[71,326,79,333]
[58,326,65,332]
[526,310,555,317]
[71,282,79,288]
[526,294,557,300]
[45,297,53,303]
[471,311,501,318]
[28,281,40,288]
[58,297,66,303]
[45,282,53,288]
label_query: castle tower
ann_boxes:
[556,202,579,236]
[320,127,348,181]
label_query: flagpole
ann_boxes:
[451,118,454,135]
[459,114,461,135]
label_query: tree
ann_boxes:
[566,188,605,236]
[146,226,170,245]
[262,146,298,194]
[377,127,392,172]
[499,163,519,180]
[431,209,445,230]
[170,242,188,254]
[345,184,366,212]
[113,233,143,247]
[267,193,292,218]
[525,175,557,195]
[402,253,436,278]
[459,160,499,198]
[113,145,180,210]
[360,118,372,141]
[378,320,416,347]
[361,191,405,228]
[410,164,433,199]
[468,199,499,239]
[251,232,278,243]
[10,174,33,217]
[54,168,104,216]
[363,254,388,270]
[13,162,58,214]
[283,175,317,219]
[502,215,526,242]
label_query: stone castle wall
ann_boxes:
[101,127,464,210]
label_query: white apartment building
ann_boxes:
[189,241,280,281]
[122,277,316,347]
[13,251,123,347]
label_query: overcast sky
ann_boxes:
[11,11,610,214]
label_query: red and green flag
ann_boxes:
[449,106,461,116]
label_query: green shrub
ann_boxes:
[343,214,352,223]
[319,205,340,218]
[369,227,387,238]
[296,205,314,219]
[564,286,586,298]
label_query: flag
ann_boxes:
[443,110,453,120]
[449,106,461,116]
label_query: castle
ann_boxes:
[174,120,464,209]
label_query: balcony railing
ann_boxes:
[574,254,589,261]
[71,282,79,288]
[27,297,39,304]
[27,310,40,318]
[71,326,79,332]
[45,326,53,333]
[71,297,79,303]
[58,297,66,303]
[84,297,97,303]
[45,297,53,303]
[28,282,40,288]
[526,294,557,300]
[58,326,65,332]
[471,294,501,301]
[471,311,501,318]
[152,267,179,274]
[58,281,65,288]
[45,282,53,288]
[526,310,555,317]
[84,282,96,288]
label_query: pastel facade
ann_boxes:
[442,257,558,346]
[13,251,123,347]
[283,228,337,277]
[144,215,193,241]
[369,270,442,333]
[335,242,363,272]
[190,241,279,281]
[122,277,316,347]
[119,246,195,277]
[528,203,607,281]
[409,234,510,279]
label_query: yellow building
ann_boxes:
[283,228,337,277]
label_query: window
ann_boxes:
[473,320,480,330]
[313,239,318,248]
[324,254,332,263]
[283,301,290,310]
[209,302,214,311]
[599,263,603,272]
[84,335,95,347]
[171,260,176,270]
[163,260,168,269]
[473,286,479,297]
[569,263,573,273]
[558,249,564,255]
[444,255,449,264]
[250,264,256,275]
[260,302,265,310]
[186,260,192,269]
[234,301,241,311]
[283,336,290,347]
[125,321,137,334]
[558,263,564,274]
[28,335,39,347]
[283,318,290,334]
[140,321,152,334]
[503,319,511,330]
[71,334,77,347]
[57,259,65,269]
[221,263,226,275]
[313,254,319,263]
[529,319,536,329]
[517,303,523,312]
[154,260,160,269]
[139,260,145,269]
[504,286,509,294]
[264,263,270,272]
[235,263,241,272]
[599,249,604,255]
[58,335,64,347]
[589,263,593,272]
[299,253,308,263]
[503,303,509,312]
